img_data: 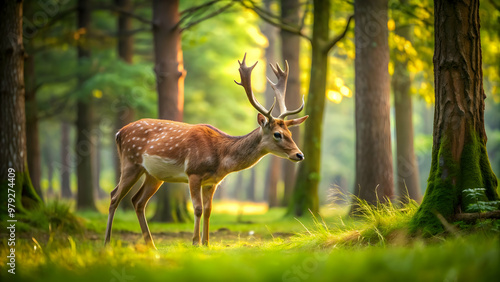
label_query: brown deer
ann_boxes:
[104,54,308,248]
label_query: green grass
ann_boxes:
[1,200,499,281]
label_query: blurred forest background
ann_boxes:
[19,0,500,220]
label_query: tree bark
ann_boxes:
[351,0,394,211]
[280,0,302,206]
[288,0,329,216]
[0,0,42,216]
[151,0,189,223]
[60,121,73,198]
[411,0,499,233]
[75,0,97,211]
[393,0,421,203]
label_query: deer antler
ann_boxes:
[235,53,276,122]
[267,61,305,120]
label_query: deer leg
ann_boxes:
[131,173,163,249]
[201,184,217,246]
[188,175,202,246]
[104,162,144,246]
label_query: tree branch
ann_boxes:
[237,0,312,42]
[324,14,354,53]
[181,2,234,32]
[453,210,500,223]
[91,5,152,25]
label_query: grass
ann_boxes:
[1,199,499,281]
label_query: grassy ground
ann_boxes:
[1,200,499,281]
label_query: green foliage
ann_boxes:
[463,188,500,213]
[18,200,84,234]
[2,204,499,281]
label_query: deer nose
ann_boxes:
[296,153,304,161]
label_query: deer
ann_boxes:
[104,54,308,249]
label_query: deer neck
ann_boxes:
[221,127,267,173]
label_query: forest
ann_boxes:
[1,0,499,281]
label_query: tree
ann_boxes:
[260,0,281,208]
[75,0,98,211]
[114,0,139,211]
[351,0,394,210]
[0,0,42,215]
[280,0,302,206]
[288,0,353,216]
[24,43,43,201]
[411,0,499,233]
[60,121,73,198]
[151,0,190,223]
[392,0,421,203]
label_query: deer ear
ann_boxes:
[257,113,268,127]
[285,115,308,128]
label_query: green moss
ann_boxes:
[410,130,499,235]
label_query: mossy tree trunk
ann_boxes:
[0,0,42,217]
[411,0,499,233]
[288,0,329,216]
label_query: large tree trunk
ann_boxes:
[288,0,329,216]
[260,0,282,208]
[60,121,73,198]
[0,0,42,215]
[75,0,97,211]
[392,0,421,203]
[280,0,302,207]
[114,0,139,210]
[351,0,393,210]
[411,0,499,233]
[25,51,43,201]
[151,0,189,223]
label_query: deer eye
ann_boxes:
[273,132,282,140]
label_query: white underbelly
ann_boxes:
[141,154,189,183]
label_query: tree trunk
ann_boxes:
[75,0,97,211]
[45,140,55,197]
[280,0,302,207]
[60,121,73,198]
[0,0,42,216]
[114,0,138,211]
[93,132,106,199]
[392,0,421,203]
[351,0,393,211]
[288,0,329,216]
[267,157,280,207]
[151,0,189,223]
[25,51,43,201]
[246,168,256,201]
[411,0,499,233]
[260,0,282,207]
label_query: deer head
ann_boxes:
[234,53,308,162]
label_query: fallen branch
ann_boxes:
[453,210,500,223]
